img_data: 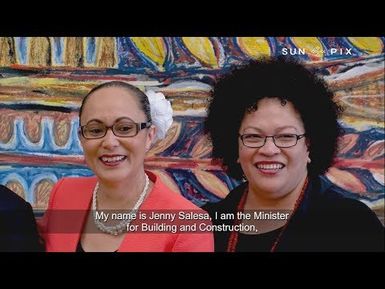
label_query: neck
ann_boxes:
[97,170,148,209]
[245,175,308,211]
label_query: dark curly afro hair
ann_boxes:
[205,57,343,180]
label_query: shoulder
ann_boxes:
[54,176,96,187]
[0,185,31,210]
[47,176,96,209]
[49,176,95,198]
[312,177,378,214]
[51,176,96,193]
[324,189,381,227]
[309,177,383,231]
[0,186,43,252]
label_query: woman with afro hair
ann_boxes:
[203,57,384,252]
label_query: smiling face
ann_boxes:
[79,86,155,185]
[238,97,310,201]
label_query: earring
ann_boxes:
[307,157,311,164]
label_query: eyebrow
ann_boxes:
[242,126,299,132]
[85,117,135,125]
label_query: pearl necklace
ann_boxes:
[92,174,149,236]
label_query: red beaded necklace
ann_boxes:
[226,177,309,252]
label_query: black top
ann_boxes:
[0,185,44,252]
[236,228,282,252]
[202,176,384,252]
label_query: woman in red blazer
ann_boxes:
[39,81,213,252]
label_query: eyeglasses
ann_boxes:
[239,133,306,148]
[79,117,151,139]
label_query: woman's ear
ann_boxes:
[305,138,311,151]
[305,138,311,163]
[145,125,157,151]
[305,139,311,163]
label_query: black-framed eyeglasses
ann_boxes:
[79,117,152,139]
[239,133,306,148]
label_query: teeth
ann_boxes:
[256,163,284,170]
[101,156,125,163]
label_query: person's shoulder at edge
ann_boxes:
[0,185,31,210]
[0,185,44,252]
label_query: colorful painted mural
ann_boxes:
[0,37,383,224]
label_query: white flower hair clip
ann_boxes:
[146,90,173,142]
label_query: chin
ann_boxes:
[253,179,286,194]
[98,171,129,182]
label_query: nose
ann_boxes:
[258,137,281,156]
[101,128,119,149]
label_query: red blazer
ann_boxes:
[39,171,214,252]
